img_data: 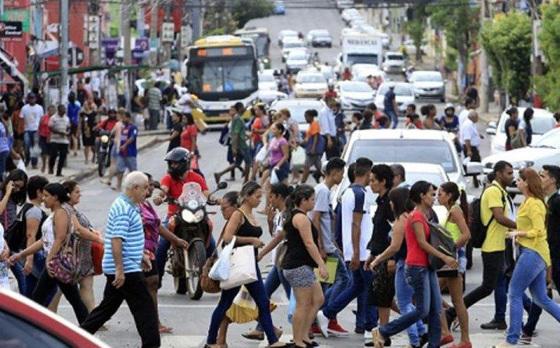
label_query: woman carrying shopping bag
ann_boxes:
[205,181,288,348]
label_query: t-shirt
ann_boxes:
[38,115,50,138]
[251,117,264,144]
[313,183,336,254]
[119,123,138,157]
[384,89,396,112]
[547,193,560,258]
[0,122,9,154]
[504,118,519,149]
[341,184,373,262]
[180,124,197,152]
[161,171,208,217]
[230,115,248,152]
[167,123,183,152]
[318,107,336,136]
[460,118,481,147]
[368,192,394,256]
[103,194,145,274]
[67,101,81,126]
[48,115,70,144]
[405,209,430,267]
[268,136,288,167]
[481,182,512,253]
[139,201,161,254]
[41,215,55,253]
[20,104,44,131]
[148,87,162,110]
[516,197,549,266]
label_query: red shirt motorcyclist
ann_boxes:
[96,109,119,132]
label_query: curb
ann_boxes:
[67,137,160,183]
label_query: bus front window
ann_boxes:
[189,59,256,94]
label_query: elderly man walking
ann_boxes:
[80,171,160,348]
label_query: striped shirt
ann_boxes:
[102,194,144,274]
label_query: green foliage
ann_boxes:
[536,3,560,111]
[232,0,273,28]
[480,11,532,102]
[405,1,430,61]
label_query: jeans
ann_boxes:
[552,255,560,296]
[48,142,69,176]
[10,260,26,294]
[0,150,9,179]
[506,248,560,344]
[256,265,291,332]
[207,266,277,345]
[24,130,38,167]
[23,251,56,300]
[323,262,377,331]
[395,260,426,346]
[148,109,160,130]
[323,252,351,309]
[32,269,89,324]
[386,110,398,129]
[81,272,160,348]
[463,251,505,310]
[380,266,442,348]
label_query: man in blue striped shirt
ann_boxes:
[81,172,160,348]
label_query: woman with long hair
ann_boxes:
[368,187,427,348]
[205,181,287,348]
[495,168,560,347]
[372,181,458,348]
[267,122,290,185]
[437,182,471,348]
[282,184,327,348]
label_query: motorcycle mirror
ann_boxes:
[217,182,228,190]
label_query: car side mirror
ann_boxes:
[465,162,483,176]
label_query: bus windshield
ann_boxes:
[188,58,257,97]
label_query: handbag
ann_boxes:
[202,217,239,293]
[209,236,236,281]
[427,221,456,271]
[48,209,82,284]
[91,241,104,276]
[220,245,258,290]
[274,240,288,268]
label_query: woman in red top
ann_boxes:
[39,105,55,173]
[180,114,199,170]
[372,181,458,348]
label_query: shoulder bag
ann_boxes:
[427,221,456,272]
[48,208,82,284]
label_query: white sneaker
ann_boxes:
[364,330,373,346]
[493,342,517,348]
[316,310,329,338]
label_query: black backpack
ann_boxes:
[5,203,47,252]
[469,184,506,248]
[428,221,457,271]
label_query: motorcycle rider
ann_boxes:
[439,103,460,133]
[154,147,214,287]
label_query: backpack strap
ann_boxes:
[483,184,508,228]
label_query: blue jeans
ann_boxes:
[494,271,508,321]
[395,260,426,346]
[0,150,9,179]
[256,265,291,332]
[323,262,377,331]
[380,266,442,348]
[207,266,278,345]
[10,260,26,294]
[386,110,398,129]
[506,248,560,344]
[24,130,38,167]
[323,252,351,309]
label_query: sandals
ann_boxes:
[241,330,264,341]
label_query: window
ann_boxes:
[347,53,378,67]
[0,311,70,348]
[348,139,457,173]
[412,73,442,82]
[189,59,256,94]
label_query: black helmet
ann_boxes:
[164,147,191,179]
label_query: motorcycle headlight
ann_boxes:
[187,200,199,210]
[194,210,205,222]
[100,135,109,143]
[181,210,197,223]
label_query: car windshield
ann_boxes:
[341,82,372,93]
[272,102,322,123]
[412,73,442,82]
[284,41,304,48]
[378,84,413,96]
[347,54,379,66]
[348,139,457,172]
[405,171,446,187]
[289,51,307,60]
[387,55,403,61]
[188,59,256,94]
[498,113,556,135]
[298,74,325,83]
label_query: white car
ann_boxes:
[382,51,406,74]
[285,49,310,74]
[269,98,325,136]
[294,71,328,99]
[332,130,482,207]
[338,81,375,111]
[281,38,306,62]
[409,70,445,102]
[257,90,288,105]
[306,29,332,48]
[341,8,360,23]
[258,70,277,91]
[337,0,354,9]
[483,127,560,177]
[374,82,415,113]
[351,64,384,84]
[278,30,298,47]
[487,107,556,154]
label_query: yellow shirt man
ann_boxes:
[481,181,510,252]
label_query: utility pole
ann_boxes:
[191,0,203,41]
[88,0,100,66]
[149,0,159,65]
[162,0,172,62]
[122,0,132,111]
[479,0,490,113]
[59,0,69,104]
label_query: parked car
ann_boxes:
[337,0,354,10]
[337,81,375,112]
[281,38,306,62]
[307,29,333,48]
[374,82,415,114]
[294,71,328,99]
[486,107,556,154]
[0,289,109,347]
[382,51,406,74]
[277,29,298,47]
[269,98,325,136]
[341,8,360,23]
[408,70,446,102]
[286,49,310,74]
[273,1,285,15]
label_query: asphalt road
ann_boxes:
[53,2,558,347]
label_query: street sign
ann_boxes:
[161,22,174,43]
[181,25,192,48]
[87,15,100,49]
[68,47,84,66]
[0,21,23,41]
[101,38,120,53]
[135,37,149,51]
[132,48,145,60]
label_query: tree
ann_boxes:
[536,2,560,111]
[480,11,532,104]
[232,0,273,28]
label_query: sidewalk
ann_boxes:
[24,133,160,183]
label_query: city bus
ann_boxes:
[234,27,271,68]
[185,35,259,123]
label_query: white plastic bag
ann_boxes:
[220,245,257,290]
[291,146,305,170]
[255,146,269,163]
[15,159,26,173]
[209,236,236,281]
[287,289,296,324]
[270,168,280,185]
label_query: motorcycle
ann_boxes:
[167,181,227,299]
[96,130,112,177]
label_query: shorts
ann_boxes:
[305,154,322,169]
[144,259,158,278]
[70,123,79,136]
[234,149,252,167]
[283,265,316,288]
[39,136,50,156]
[116,156,138,173]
